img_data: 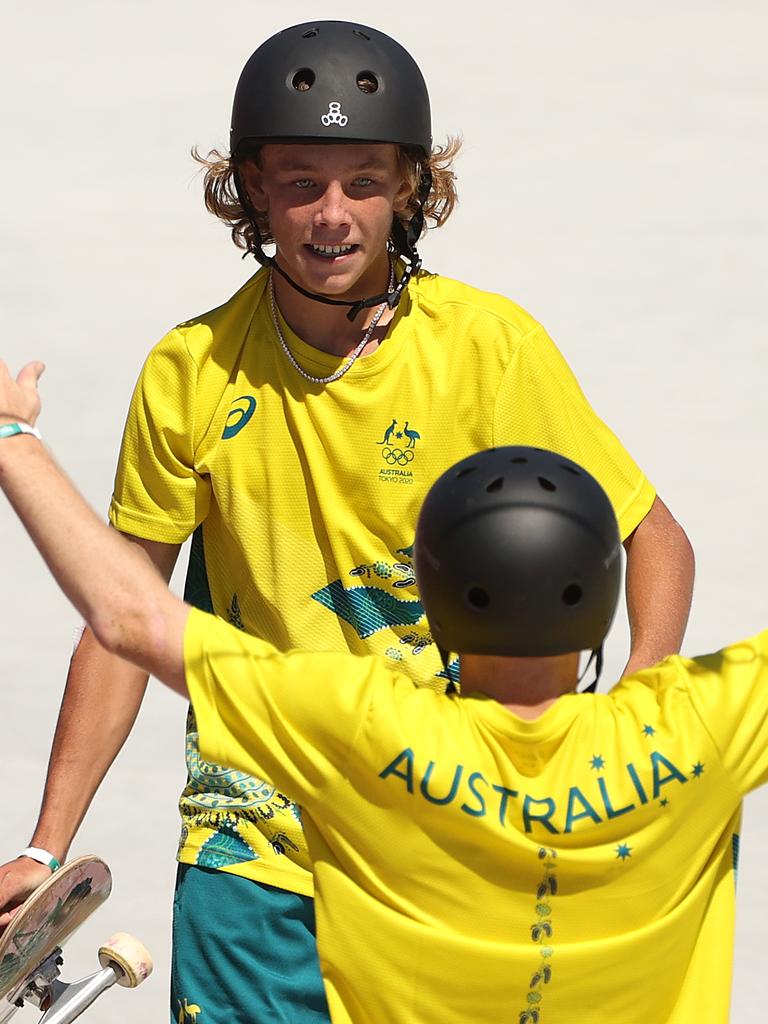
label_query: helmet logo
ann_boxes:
[321,101,348,127]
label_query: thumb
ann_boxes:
[0,905,22,931]
[17,361,46,391]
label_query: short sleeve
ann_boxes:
[683,631,768,794]
[493,325,656,539]
[183,608,381,810]
[109,329,211,542]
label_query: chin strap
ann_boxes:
[577,646,604,694]
[234,168,431,321]
[437,644,459,695]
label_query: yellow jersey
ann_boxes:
[185,610,768,1024]
[110,267,655,893]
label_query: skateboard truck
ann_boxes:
[0,857,152,1024]
[0,931,152,1024]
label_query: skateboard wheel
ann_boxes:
[98,932,154,988]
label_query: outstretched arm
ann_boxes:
[0,537,179,930]
[622,496,695,675]
[0,360,189,695]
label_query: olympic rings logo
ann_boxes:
[382,446,414,465]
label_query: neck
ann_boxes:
[270,253,395,357]
[459,653,580,720]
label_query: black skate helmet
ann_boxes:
[414,447,622,683]
[230,21,433,319]
[231,22,431,156]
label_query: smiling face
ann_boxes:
[239,142,409,300]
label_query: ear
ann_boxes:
[238,160,269,213]
[393,177,412,215]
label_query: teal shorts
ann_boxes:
[171,864,330,1024]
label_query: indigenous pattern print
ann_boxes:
[180,708,307,879]
[518,848,558,1024]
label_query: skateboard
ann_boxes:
[0,855,152,1023]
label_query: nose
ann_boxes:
[314,181,350,230]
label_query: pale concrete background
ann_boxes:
[1,1,766,1020]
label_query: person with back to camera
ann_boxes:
[0,19,694,1024]
[0,361,756,1023]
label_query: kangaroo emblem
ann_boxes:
[377,418,397,444]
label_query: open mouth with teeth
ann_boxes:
[308,243,358,258]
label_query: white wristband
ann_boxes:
[72,621,87,655]
[20,846,61,871]
[0,422,42,441]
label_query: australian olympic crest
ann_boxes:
[377,417,421,484]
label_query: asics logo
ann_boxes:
[222,395,257,439]
[321,101,348,127]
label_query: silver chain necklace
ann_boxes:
[268,263,394,385]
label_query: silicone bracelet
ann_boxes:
[20,847,61,871]
[0,422,42,441]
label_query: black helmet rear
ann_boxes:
[414,447,622,659]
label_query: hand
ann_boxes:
[0,857,53,933]
[0,360,45,429]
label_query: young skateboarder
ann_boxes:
[0,364,755,1024]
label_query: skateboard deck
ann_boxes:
[0,855,151,1024]
[0,856,112,1001]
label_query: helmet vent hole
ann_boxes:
[357,71,379,94]
[353,29,371,40]
[456,465,476,479]
[292,69,316,92]
[560,464,580,476]
[467,587,490,610]
[301,28,319,38]
[510,456,528,464]
[485,476,503,493]
[538,476,556,492]
[562,584,583,606]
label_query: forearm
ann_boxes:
[0,436,185,685]
[623,496,695,673]
[29,628,150,860]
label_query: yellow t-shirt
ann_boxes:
[185,609,768,1024]
[110,267,656,893]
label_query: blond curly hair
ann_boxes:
[192,139,461,253]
